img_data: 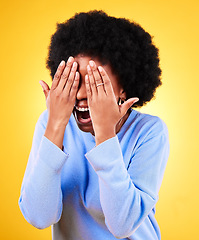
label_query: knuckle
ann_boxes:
[66,64,71,70]
[55,92,60,98]
[69,96,75,102]
[66,60,72,66]
[92,80,97,85]
[86,88,91,93]
[54,73,59,80]
[72,84,78,90]
[61,73,68,79]
[85,80,90,85]
[104,81,110,86]
[67,77,73,84]
[61,94,68,102]
[54,90,61,97]
[90,82,96,87]
[66,96,71,102]
[71,68,76,73]
[101,71,106,76]
[95,78,102,84]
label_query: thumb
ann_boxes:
[39,80,50,100]
[120,97,139,117]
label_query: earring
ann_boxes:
[118,98,122,105]
[118,98,125,105]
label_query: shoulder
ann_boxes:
[122,110,169,147]
[125,110,170,160]
[130,110,168,136]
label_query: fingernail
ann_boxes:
[89,61,94,67]
[98,66,103,72]
[75,71,79,79]
[68,56,73,62]
[87,65,91,71]
[85,74,88,81]
[73,62,77,68]
[60,60,65,66]
[134,98,139,103]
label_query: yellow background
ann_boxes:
[1,0,198,239]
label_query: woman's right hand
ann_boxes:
[39,56,79,148]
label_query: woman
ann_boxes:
[19,10,169,240]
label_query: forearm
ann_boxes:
[42,57,79,150]
[19,136,68,229]
[44,119,67,149]
[97,163,156,238]
[85,136,159,238]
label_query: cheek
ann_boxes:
[111,83,123,99]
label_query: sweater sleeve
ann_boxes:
[85,118,169,238]
[19,112,69,229]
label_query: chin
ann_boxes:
[72,111,94,135]
[78,124,94,135]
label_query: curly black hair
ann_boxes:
[46,10,162,107]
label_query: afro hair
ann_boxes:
[46,10,162,107]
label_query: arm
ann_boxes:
[19,114,68,229]
[41,57,79,149]
[85,61,139,146]
[85,119,169,238]
[19,57,79,228]
[85,61,169,238]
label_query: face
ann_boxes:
[73,54,125,134]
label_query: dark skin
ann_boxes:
[39,55,139,148]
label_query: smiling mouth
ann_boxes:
[74,106,92,124]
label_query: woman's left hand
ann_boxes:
[85,60,139,145]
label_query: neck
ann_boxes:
[115,109,131,134]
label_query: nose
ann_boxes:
[76,79,87,100]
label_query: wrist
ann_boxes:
[44,119,67,149]
[95,128,116,146]
[47,116,68,130]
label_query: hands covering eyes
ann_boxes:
[40,56,139,145]
[40,57,80,129]
[85,60,139,145]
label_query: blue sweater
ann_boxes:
[19,109,169,240]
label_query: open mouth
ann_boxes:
[74,106,92,124]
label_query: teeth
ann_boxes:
[75,106,89,112]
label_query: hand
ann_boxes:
[85,60,139,145]
[40,57,79,129]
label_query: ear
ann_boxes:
[119,89,126,101]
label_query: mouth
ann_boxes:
[73,106,92,124]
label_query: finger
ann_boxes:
[98,66,114,96]
[69,71,80,99]
[85,74,92,105]
[87,64,97,96]
[89,61,105,94]
[39,80,50,100]
[120,98,139,117]
[57,56,74,91]
[51,60,65,90]
[63,61,78,94]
